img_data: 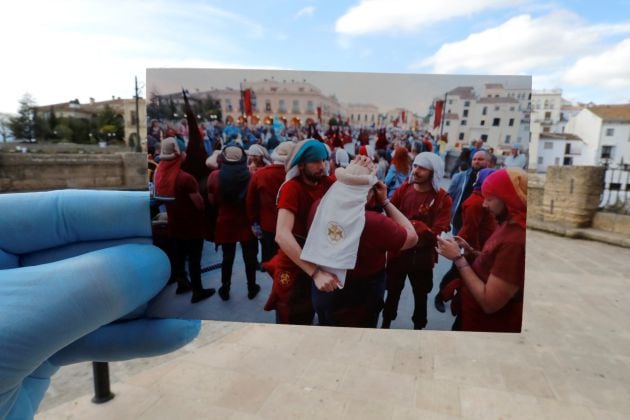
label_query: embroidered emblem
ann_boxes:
[279,271,292,287]
[326,222,344,244]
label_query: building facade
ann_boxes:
[536,133,585,172]
[565,105,630,168]
[437,84,529,153]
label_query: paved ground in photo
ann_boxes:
[37,229,630,419]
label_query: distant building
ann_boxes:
[197,78,345,128]
[565,104,630,167]
[536,132,585,172]
[34,97,146,148]
[346,103,379,128]
[436,84,529,153]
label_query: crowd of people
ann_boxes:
[148,117,527,332]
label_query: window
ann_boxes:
[464,101,470,107]
[563,157,573,165]
[601,145,614,159]
[306,100,314,113]
[555,157,560,165]
[492,118,500,126]
[544,142,553,149]
[351,114,354,121]
[371,114,375,122]
[510,106,515,111]
[461,120,467,126]
[292,100,300,113]
[505,135,511,144]
[130,110,137,123]
[545,112,551,120]
[482,107,487,116]
[565,143,572,154]
[606,128,615,136]
[494,106,500,111]
[480,120,485,126]
[278,99,286,113]
[446,121,450,126]
[226,99,233,112]
[543,127,550,133]
[537,157,543,164]
[448,99,453,105]
[481,134,488,142]
[265,100,272,112]
[459,132,464,140]
[463,109,469,117]
[509,118,514,127]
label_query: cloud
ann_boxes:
[415,11,630,76]
[335,0,520,35]
[0,0,269,113]
[563,38,630,90]
[295,6,316,19]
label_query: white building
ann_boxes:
[438,84,528,153]
[565,104,630,167]
[536,132,585,172]
[346,103,379,128]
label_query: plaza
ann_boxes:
[37,229,630,419]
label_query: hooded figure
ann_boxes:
[412,151,444,192]
[218,144,250,203]
[481,167,527,229]
[300,159,378,286]
[154,137,181,200]
[283,139,330,182]
[246,144,272,166]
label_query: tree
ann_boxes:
[9,93,37,140]
[0,115,12,142]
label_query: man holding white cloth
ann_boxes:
[302,156,418,327]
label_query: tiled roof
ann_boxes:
[447,87,476,99]
[477,97,519,104]
[540,132,583,142]
[588,104,630,122]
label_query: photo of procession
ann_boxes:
[146,68,532,333]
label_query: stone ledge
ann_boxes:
[527,218,630,249]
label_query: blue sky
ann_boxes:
[1,0,629,114]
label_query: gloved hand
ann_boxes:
[0,190,201,419]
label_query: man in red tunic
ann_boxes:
[381,152,452,330]
[437,168,526,332]
[207,144,260,301]
[263,139,340,324]
[305,156,418,328]
[246,141,294,266]
[159,138,215,304]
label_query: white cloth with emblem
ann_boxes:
[300,162,378,287]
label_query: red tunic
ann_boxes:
[457,191,497,251]
[263,175,334,320]
[246,164,286,233]
[165,171,204,240]
[390,181,452,267]
[206,170,254,244]
[460,221,525,332]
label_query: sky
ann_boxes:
[1,0,629,114]
[148,69,530,116]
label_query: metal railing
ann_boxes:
[599,167,630,214]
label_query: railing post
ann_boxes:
[91,362,115,404]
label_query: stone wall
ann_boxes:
[541,166,605,228]
[527,172,545,221]
[0,152,147,192]
[592,212,630,236]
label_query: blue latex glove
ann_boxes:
[0,190,201,419]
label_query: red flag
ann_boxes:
[244,89,253,116]
[393,117,399,127]
[401,111,406,124]
[317,106,322,123]
[181,89,209,182]
[433,100,444,129]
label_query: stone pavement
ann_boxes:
[37,229,630,419]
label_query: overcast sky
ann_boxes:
[1,0,628,114]
[148,68,530,116]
